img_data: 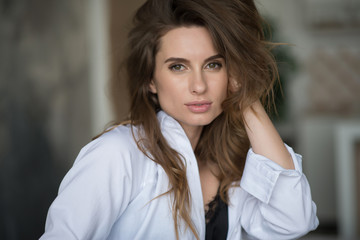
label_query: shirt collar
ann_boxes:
[157,110,185,135]
[156,110,193,153]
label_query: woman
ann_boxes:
[41,0,319,239]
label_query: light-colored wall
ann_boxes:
[86,0,113,136]
[108,0,146,121]
[256,0,360,229]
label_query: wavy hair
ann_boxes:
[120,0,278,239]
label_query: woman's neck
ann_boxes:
[180,125,203,151]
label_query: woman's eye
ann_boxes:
[169,64,185,71]
[206,62,222,70]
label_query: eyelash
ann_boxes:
[206,62,222,70]
[169,64,186,72]
[168,62,222,72]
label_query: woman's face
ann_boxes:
[150,26,228,135]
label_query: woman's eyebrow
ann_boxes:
[164,54,224,64]
[164,57,190,64]
[204,54,224,63]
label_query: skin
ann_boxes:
[150,26,228,150]
[150,26,294,208]
[244,101,294,170]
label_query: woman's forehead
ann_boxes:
[156,26,218,61]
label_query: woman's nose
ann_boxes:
[189,70,207,94]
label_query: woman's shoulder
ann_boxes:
[73,124,144,168]
[56,124,157,202]
[96,124,136,149]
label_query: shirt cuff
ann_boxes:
[240,144,303,204]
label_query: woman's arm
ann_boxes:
[237,100,319,239]
[243,100,295,169]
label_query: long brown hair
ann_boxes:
[120,0,278,239]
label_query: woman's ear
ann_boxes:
[149,79,157,94]
[229,77,241,92]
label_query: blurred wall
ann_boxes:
[87,0,113,135]
[0,0,92,239]
[256,0,360,237]
[0,0,147,238]
[109,0,146,121]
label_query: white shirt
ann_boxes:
[40,111,319,240]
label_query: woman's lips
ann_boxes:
[185,101,212,113]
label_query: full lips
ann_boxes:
[185,102,212,113]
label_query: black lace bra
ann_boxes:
[205,192,229,240]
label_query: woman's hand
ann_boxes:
[243,100,295,170]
